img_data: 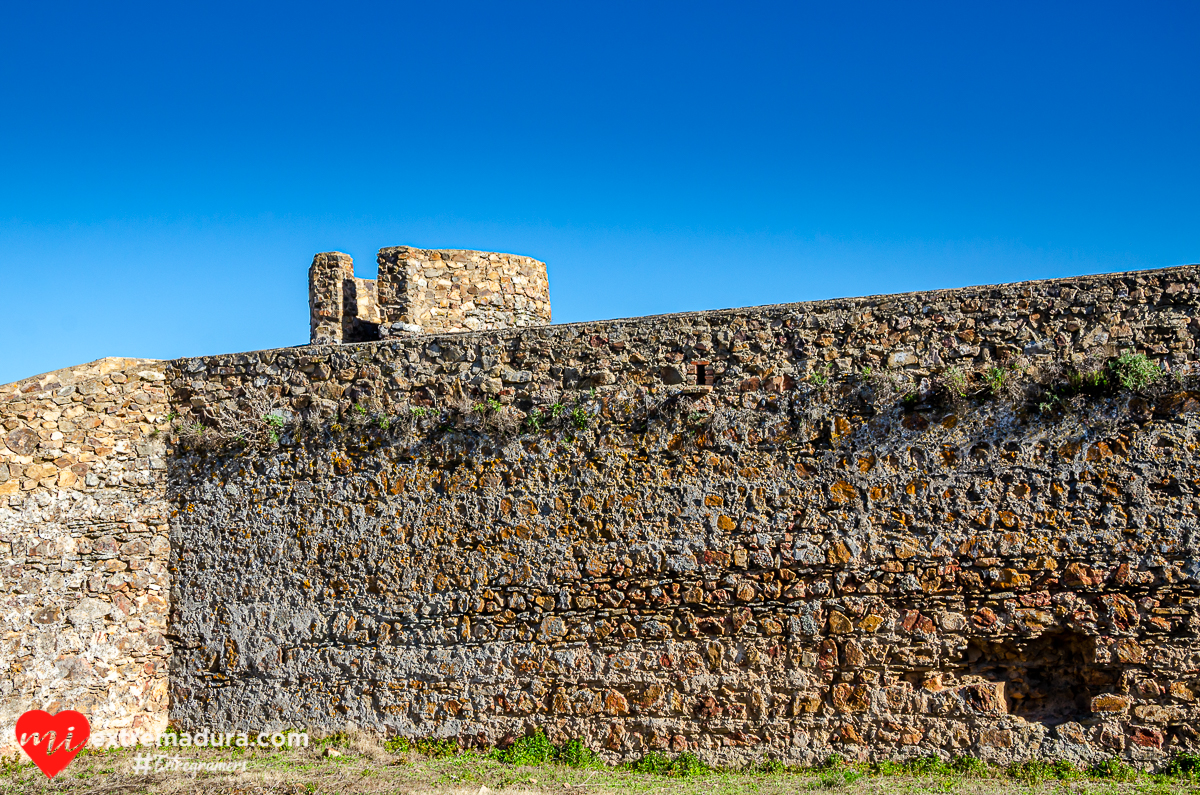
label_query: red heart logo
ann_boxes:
[15,709,90,778]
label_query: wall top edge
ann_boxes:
[376,245,547,263]
[1,357,164,397]
[186,262,1200,367]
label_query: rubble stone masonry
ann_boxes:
[0,358,172,752]
[163,263,1200,768]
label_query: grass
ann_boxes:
[3,739,1200,795]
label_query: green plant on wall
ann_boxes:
[570,406,590,430]
[1109,352,1161,390]
[525,408,545,432]
[1068,368,1109,391]
[263,412,286,445]
[473,398,503,415]
[944,367,970,398]
[983,366,1006,397]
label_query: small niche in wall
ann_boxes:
[963,630,1112,725]
[688,361,715,387]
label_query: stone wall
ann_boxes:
[376,246,551,335]
[0,358,172,752]
[309,246,551,344]
[167,264,1200,768]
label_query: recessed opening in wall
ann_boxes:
[688,361,714,387]
[963,630,1114,725]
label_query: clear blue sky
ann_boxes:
[2,1,1197,385]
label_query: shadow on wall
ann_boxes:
[966,631,1112,726]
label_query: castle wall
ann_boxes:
[309,252,355,345]
[376,246,551,335]
[0,359,172,751]
[310,247,551,343]
[167,265,1200,767]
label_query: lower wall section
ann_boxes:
[0,359,172,751]
[168,389,1200,767]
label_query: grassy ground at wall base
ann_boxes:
[3,735,1200,795]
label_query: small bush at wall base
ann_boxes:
[485,731,602,770]
[1007,759,1079,782]
[490,731,555,766]
[943,367,970,400]
[983,367,1007,397]
[628,750,710,777]
[1088,757,1137,781]
[905,756,955,776]
[313,731,350,749]
[411,738,459,758]
[949,756,991,777]
[383,735,460,756]
[555,738,603,769]
[814,769,864,788]
[1168,753,1200,779]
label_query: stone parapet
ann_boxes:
[376,246,551,335]
[309,252,356,345]
[309,246,551,344]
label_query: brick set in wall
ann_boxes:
[0,358,172,752]
[166,264,1200,768]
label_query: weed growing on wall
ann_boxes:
[171,386,290,451]
[983,366,1007,396]
[1110,352,1163,390]
[168,346,1180,464]
[943,367,970,400]
[1033,351,1169,416]
[263,412,287,444]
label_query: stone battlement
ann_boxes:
[309,246,551,344]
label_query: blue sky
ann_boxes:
[2,1,1197,385]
